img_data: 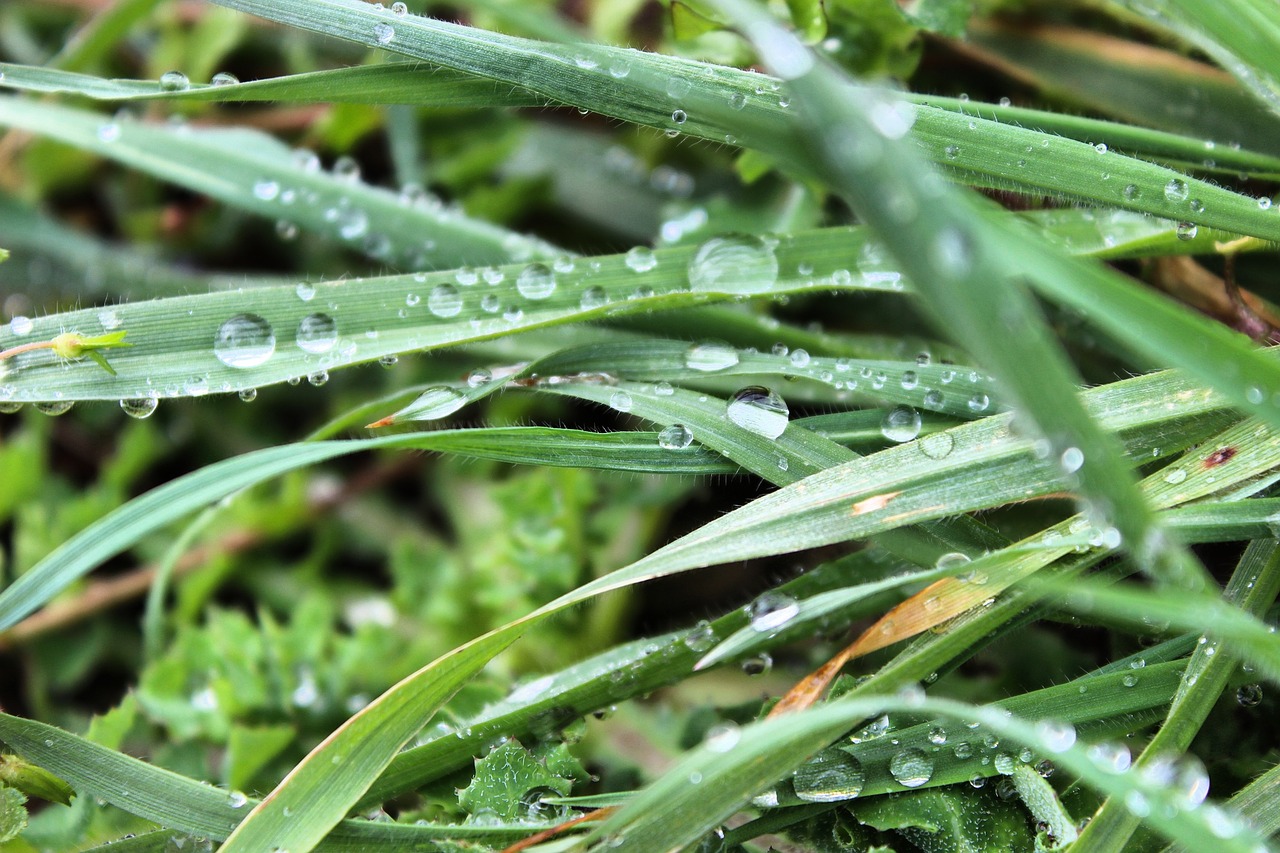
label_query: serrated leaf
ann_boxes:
[458,739,572,822]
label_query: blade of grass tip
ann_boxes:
[713,0,1208,592]
[1076,538,1280,852]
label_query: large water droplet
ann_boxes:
[516,263,557,300]
[624,246,658,272]
[726,386,789,438]
[747,591,799,632]
[403,386,468,420]
[211,71,239,87]
[427,284,463,318]
[658,424,693,449]
[793,751,865,802]
[687,235,779,295]
[881,405,922,442]
[889,748,934,787]
[1164,178,1189,203]
[214,314,276,368]
[120,398,158,419]
[35,401,75,417]
[296,313,337,354]
[685,342,739,372]
[159,71,190,92]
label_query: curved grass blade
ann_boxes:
[0,96,555,270]
[205,0,1280,242]
[717,0,1209,591]
[589,694,1268,853]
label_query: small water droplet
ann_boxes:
[688,235,779,295]
[967,393,990,413]
[1087,741,1131,773]
[159,71,190,92]
[516,263,557,300]
[1237,683,1263,707]
[1060,446,1085,474]
[1176,221,1198,241]
[214,314,276,368]
[609,390,633,412]
[211,71,239,87]
[295,313,337,354]
[919,431,955,459]
[881,405,922,442]
[9,316,33,336]
[391,1,408,14]
[889,748,934,787]
[120,398,158,419]
[1163,468,1187,485]
[685,342,739,372]
[704,722,741,753]
[238,388,258,402]
[658,424,693,449]
[1035,720,1076,753]
[373,22,395,44]
[726,386,789,438]
[928,727,948,745]
[580,286,608,311]
[253,180,280,201]
[228,791,248,808]
[295,282,316,302]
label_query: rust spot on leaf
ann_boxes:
[1203,446,1237,468]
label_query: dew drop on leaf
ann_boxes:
[295,313,337,354]
[687,235,779,295]
[746,591,799,632]
[159,71,189,92]
[515,263,557,300]
[34,401,74,417]
[215,313,276,368]
[624,246,658,272]
[793,751,865,802]
[881,405,921,442]
[889,748,934,787]
[120,398,158,419]
[427,284,463,318]
[658,424,693,449]
[685,342,739,372]
[726,386,789,438]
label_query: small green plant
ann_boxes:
[1,1,1280,852]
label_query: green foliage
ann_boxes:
[1,0,1280,851]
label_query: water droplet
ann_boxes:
[159,71,190,92]
[937,552,972,571]
[211,72,239,87]
[704,723,741,753]
[296,313,337,354]
[466,368,491,387]
[580,286,608,311]
[918,431,955,459]
[929,227,975,278]
[228,791,248,808]
[726,386,789,438]
[391,1,408,14]
[889,748,934,787]
[9,316,33,336]
[928,727,948,745]
[1163,468,1187,484]
[747,591,799,633]
[683,620,715,652]
[881,405,922,442]
[516,263,557,300]
[685,342,739,372]
[308,370,329,386]
[944,144,960,159]
[688,235,779,295]
[214,314,276,368]
[1259,197,1273,210]
[295,282,316,302]
[1237,683,1263,706]
[609,390,633,412]
[1036,720,1076,753]
[427,284,463,318]
[97,122,122,143]
[333,156,361,183]
[1164,178,1189,203]
[1087,741,1131,773]
[35,401,74,417]
[253,180,280,201]
[403,386,468,420]
[654,381,675,396]
[373,22,395,43]
[1060,446,1085,474]
[671,109,688,125]
[1176,221,1198,241]
[967,393,990,413]
[1122,184,1141,200]
[624,246,658,272]
[120,398,158,419]
[658,424,693,449]
[741,653,772,675]
[793,751,865,802]
[238,388,258,402]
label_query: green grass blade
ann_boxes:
[203,0,1280,241]
[0,96,553,270]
